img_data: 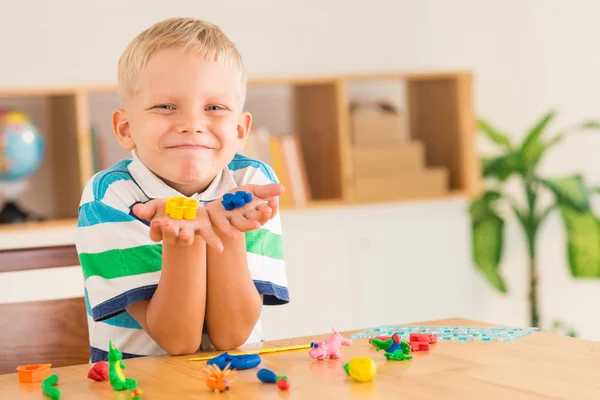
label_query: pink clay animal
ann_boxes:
[308,326,352,360]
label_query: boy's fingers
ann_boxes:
[246,206,272,225]
[162,220,178,246]
[149,220,163,242]
[132,199,163,221]
[210,212,238,240]
[249,183,284,200]
[265,197,279,219]
[244,209,263,222]
[231,212,260,232]
[178,226,195,246]
[195,210,224,252]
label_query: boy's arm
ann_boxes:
[204,183,286,350]
[127,237,207,355]
[127,200,223,355]
[205,232,263,350]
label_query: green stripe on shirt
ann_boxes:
[80,244,163,280]
[246,229,284,260]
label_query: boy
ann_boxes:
[75,17,289,363]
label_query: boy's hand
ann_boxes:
[205,183,284,239]
[132,199,224,252]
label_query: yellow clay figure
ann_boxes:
[343,357,377,382]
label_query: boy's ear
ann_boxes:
[112,109,135,150]
[236,111,252,150]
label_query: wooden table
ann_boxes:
[1,318,599,399]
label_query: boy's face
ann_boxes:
[113,48,251,196]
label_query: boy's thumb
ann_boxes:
[132,200,159,221]
[252,183,285,200]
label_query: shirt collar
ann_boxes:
[127,150,237,202]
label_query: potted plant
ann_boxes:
[469,110,600,329]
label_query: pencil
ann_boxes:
[189,343,311,362]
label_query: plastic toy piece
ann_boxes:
[409,341,430,351]
[351,325,538,342]
[87,360,108,381]
[206,363,235,393]
[207,352,261,370]
[108,340,139,392]
[221,191,252,210]
[257,368,290,390]
[371,333,413,361]
[41,374,60,400]
[410,333,437,343]
[308,326,352,360]
[16,363,51,383]
[166,196,198,220]
[344,357,377,382]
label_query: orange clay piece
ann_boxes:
[16,363,52,383]
[166,196,198,220]
[205,363,235,393]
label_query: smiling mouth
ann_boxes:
[167,144,214,150]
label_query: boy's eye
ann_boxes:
[153,104,176,110]
[205,105,225,111]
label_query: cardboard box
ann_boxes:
[353,167,448,202]
[351,102,409,146]
[352,142,425,177]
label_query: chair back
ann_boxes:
[0,244,89,375]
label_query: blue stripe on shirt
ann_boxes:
[92,285,157,322]
[229,153,278,184]
[253,280,290,305]
[78,200,137,227]
[85,288,142,329]
[92,159,133,201]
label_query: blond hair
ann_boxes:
[117,17,247,106]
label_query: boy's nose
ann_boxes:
[177,114,207,134]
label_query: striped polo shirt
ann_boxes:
[75,150,289,363]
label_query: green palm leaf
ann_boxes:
[483,152,522,181]
[579,120,600,129]
[469,190,501,222]
[538,175,590,212]
[470,207,507,293]
[478,119,511,149]
[520,111,556,172]
[558,203,600,277]
[521,110,556,152]
[527,120,600,169]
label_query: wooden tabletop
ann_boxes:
[1,318,599,399]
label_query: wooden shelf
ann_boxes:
[0,190,469,237]
[0,70,480,236]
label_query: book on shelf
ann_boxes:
[242,126,311,208]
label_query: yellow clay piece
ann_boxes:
[166,196,198,220]
[344,357,376,382]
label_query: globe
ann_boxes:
[0,110,44,181]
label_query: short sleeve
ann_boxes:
[76,199,161,321]
[230,155,290,305]
[246,212,289,305]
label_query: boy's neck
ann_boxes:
[164,178,212,197]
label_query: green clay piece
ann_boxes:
[108,340,139,391]
[41,374,60,400]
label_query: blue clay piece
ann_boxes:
[207,352,262,370]
[257,368,277,383]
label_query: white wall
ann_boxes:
[1,0,600,340]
